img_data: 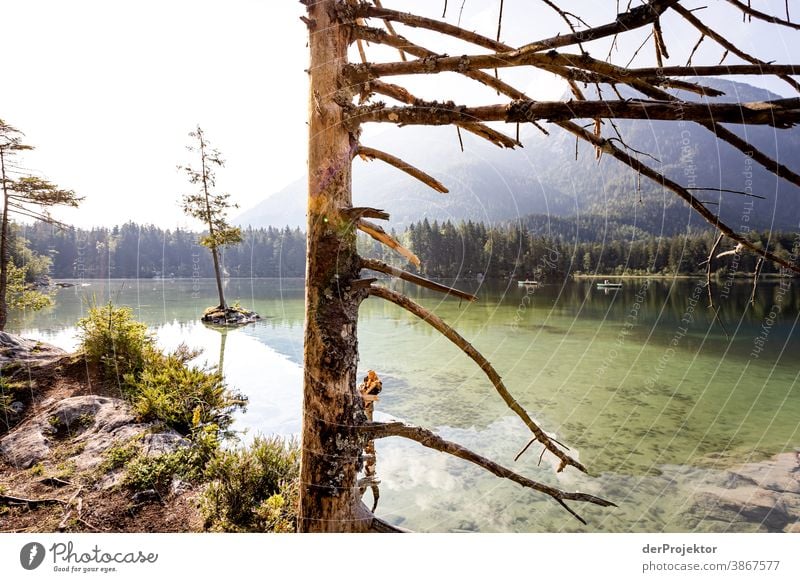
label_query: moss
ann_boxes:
[55,460,76,479]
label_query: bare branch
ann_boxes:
[358,220,420,266]
[371,0,408,61]
[705,232,730,339]
[723,0,800,30]
[356,145,449,193]
[631,63,800,77]
[351,98,800,128]
[686,187,766,200]
[360,257,477,302]
[557,121,800,275]
[367,285,588,473]
[518,0,679,53]
[340,206,391,221]
[750,257,765,306]
[697,123,800,189]
[686,33,705,67]
[367,80,521,148]
[351,22,800,218]
[361,421,615,524]
[671,3,800,93]
[350,3,512,52]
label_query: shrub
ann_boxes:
[7,263,52,312]
[123,425,221,492]
[77,301,151,381]
[77,303,246,437]
[98,439,142,474]
[201,436,299,532]
[127,347,246,435]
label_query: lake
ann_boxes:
[7,276,799,532]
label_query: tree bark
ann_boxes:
[210,246,226,310]
[0,151,10,331]
[198,132,226,310]
[300,0,370,533]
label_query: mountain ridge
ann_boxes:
[236,78,800,235]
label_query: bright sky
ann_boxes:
[1,0,797,229]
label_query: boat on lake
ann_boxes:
[596,279,623,289]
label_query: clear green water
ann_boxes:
[8,277,799,532]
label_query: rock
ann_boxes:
[0,395,186,472]
[131,489,161,504]
[693,487,791,532]
[170,477,192,496]
[142,431,190,457]
[688,451,800,532]
[728,452,800,495]
[200,305,260,327]
[0,420,50,469]
[0,332,66,368]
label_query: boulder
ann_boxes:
[0,332,66,368]
[0,395,187,471]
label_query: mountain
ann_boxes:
[236,78,800,235]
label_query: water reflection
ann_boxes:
[7,277,799,532]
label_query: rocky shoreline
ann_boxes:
[0,332,201,532]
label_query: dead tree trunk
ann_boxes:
[299,0,371,532]
[298,0,800,533]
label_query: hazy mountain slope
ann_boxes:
[236,78,800,234]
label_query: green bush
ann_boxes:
[77,301,151,381]
[127,347,246,435]
[201,436,299,532]
[7,262,52,312]
[98,439,142,474]
[123,425,221,492]
[77,303,245,436]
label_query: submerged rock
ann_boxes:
[688,450,800,532]
[200,305,260,327]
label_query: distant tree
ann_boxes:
[0,119,80,330]
[179,126,242,310]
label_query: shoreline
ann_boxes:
[571,273,793,281]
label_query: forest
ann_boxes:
[12,218,797,282]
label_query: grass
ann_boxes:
[0,377,28,428]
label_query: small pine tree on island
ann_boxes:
[179,125,259,326]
